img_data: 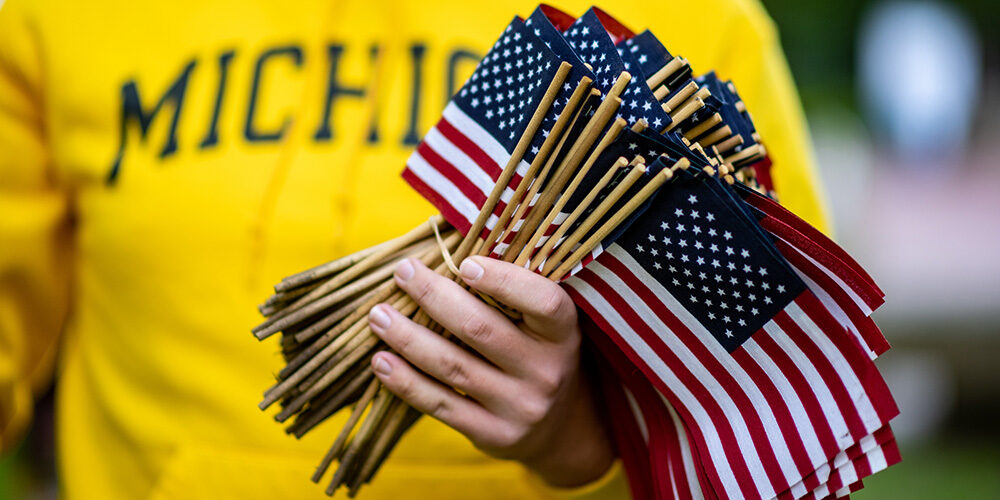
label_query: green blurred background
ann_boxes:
[3,0,999,498]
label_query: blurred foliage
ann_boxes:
[857,436,1000,499]
[761,0,999,112]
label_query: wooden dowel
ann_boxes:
[684,113,722,141]
[479,76,593,254]
[291,287,381,343]
[504,72,631,260]
[492,88,601,255]
[666,97,703,131]
[513,117,627,266]
[724,144,763,165]
[663,81,698,111]
[451,61,572,265]
[540,163,647,275]
[548,161,685,280]
[645,56,683,89]
[350,402,410,490]
[311,379,381,484]
[529,157,629,271]
[275,240,391,293]
[630,118,648,133]
[653,85,669,101]
[292,370,375,439]
[253,216,446,338]
[700,125,732,147]
[714,134,744,154]
[326,388,394,495]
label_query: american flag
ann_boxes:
[402,18,569,236]
[563,9,673,130]
[564,172,898,499]
[622,30,673,83]
[736,186,890,359]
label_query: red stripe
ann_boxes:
[746,193,883,298]
[599,254,792,494]
[566,283,747,499]
[773,310,869,442]
[417,141,488,208]
[752,334,841,459]
[796,295,899,423]
[572,265,761,499]
[401,168,471,234]
[779,240,890,357]
[761,216,883,310]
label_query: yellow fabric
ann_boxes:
[0,0,829,498]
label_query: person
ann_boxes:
[0,0,829,498]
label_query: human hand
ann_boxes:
[367,256,614,487]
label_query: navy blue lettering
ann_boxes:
[199,50,235,149]
[106,60,196,185]
[245,45,303,142]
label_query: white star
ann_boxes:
[708,312,717,320]
[691,210,700,219]
[654,262,662,270]
[741,249,750,258]
[759,267,768,276]
[676,223,686,232]
[648,234,657,242]
[675,208,684,217]
[725,329,733,338]
[738,319,746,327]
[777,285,786,293]
[636,244,645,252]
[706,213,715,221]
[650,248,659,256]
[751,308,759,315]
[708,228,717,237]
[711,259,721,268]
[661,221,669,230]
[688,194,698,204]
[764,296,773,304]
[696,256,705,265]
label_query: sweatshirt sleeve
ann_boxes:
[0,0,73,453]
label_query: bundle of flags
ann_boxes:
[253,5,898,498]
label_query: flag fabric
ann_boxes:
[564,171,898,499]
[402,18,569,236]
[563,9,673,131]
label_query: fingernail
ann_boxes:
[369,305,391,331]
[373,354,392,376]
[460,258,484,281]
[395,259,415,281]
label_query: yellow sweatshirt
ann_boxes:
[0,0,829,498]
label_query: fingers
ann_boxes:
[458,256,578,340]
[371,350,513,449]
[393,258,537,373]
[368,303,516,409]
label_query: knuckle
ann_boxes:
[493,423,528,450]
[458,313,492,343]
[538,290,573,320]
[410,275,436,304]
[428,396,450,421]
[440,355,469,388]
[518,395,552,426]
[534,366,566,397]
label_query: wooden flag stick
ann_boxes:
[684,113,722,141]
[350,402,411,491]
[540,162,647,275]
[547,161,685,281]
[645,56,684,89]
[503,72,631,260]
[700,125,732,147]
[663,81,698,111]
[491,88,601,256]
[653,85,670,101]
[292,369,375,439]
[714,134,744,154]
[275,239,393,293]
[291,286,382,343]
[478,76,593,255]
[630,118,648,133]
[311,379,381,483]
[724,144,763,165]
[253,216,446,339]
[529,157,629,271]
[326,388,395,495]
[666,97,703,131]
[450,61,572,265]
[513,117,627,266]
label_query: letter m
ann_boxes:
[106,60,196,185]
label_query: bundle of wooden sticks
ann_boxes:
[252,29,769,495]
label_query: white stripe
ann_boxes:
[664,393,705,500]
[623,386,650,442]
[406,150,478,224]
[422,125,522,207]
[608,246,801,493]
[562,276,744,499]
[781,237,872,315]
[790,262,877,360]
[443,102,514,172]
[583,260,776,499]
[786,302,884,434]
[763,321,855,451]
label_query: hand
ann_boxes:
[367,256,615,487]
